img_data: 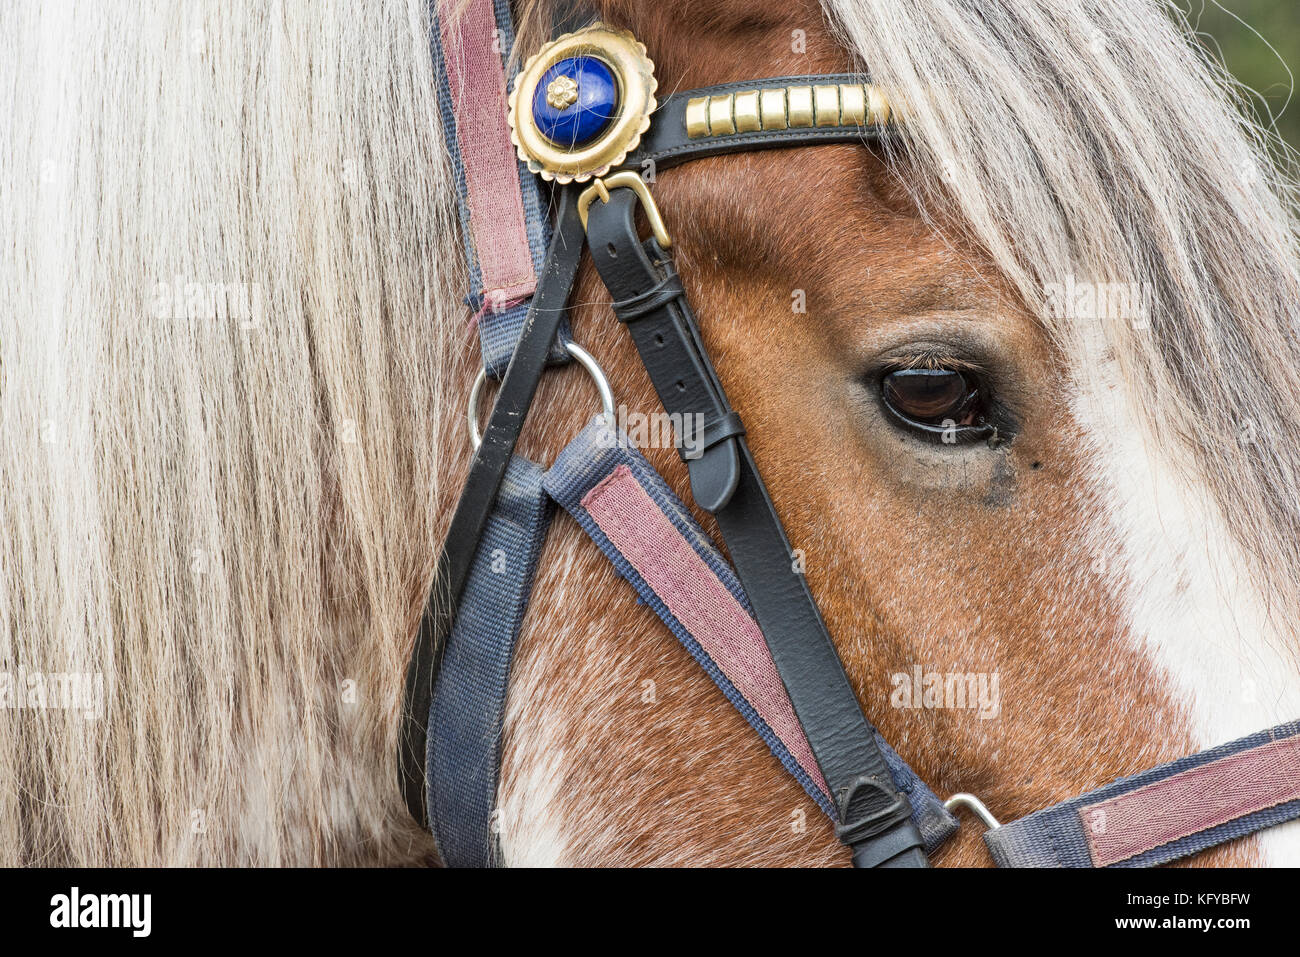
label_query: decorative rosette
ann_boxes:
[507,23,657,184]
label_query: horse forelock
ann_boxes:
[816,0,1300,630]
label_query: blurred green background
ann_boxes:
[1183,0,1300,150]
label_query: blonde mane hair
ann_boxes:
[1,0,464,864]
[2,0,1297,864]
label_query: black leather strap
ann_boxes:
[611,273,685,322]
[606,250,739,511]
[689,410,746,460]
[399,186,585,829]
[584,187,927,867]
[621,74,887,174]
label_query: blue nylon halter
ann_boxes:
[985,720,1300,867]
[431,0,570,378]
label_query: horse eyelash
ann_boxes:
[882,350,987,376]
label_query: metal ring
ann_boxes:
[467,341,615,451]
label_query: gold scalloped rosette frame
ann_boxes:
[507,24,658,184]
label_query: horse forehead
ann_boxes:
[655,148,1009,327]
[659,143,910,258]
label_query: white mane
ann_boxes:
[1,0,462,864]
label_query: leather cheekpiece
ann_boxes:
[584,184,926,868]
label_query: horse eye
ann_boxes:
[881,368,983,428]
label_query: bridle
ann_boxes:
[405,12,935,867]
[400,4,1300,868]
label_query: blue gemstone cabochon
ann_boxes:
[531,56,619,149]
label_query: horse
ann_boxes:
[4,0,1300,866]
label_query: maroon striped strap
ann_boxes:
[1082,732,1300,866]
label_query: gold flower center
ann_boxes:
[546,75,579,110]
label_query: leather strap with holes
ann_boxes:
[584,186,927,867]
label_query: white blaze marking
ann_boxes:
[1077,370,1300,866]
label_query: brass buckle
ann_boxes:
[577,171,673,249]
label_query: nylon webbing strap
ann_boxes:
[986,719,1300,867]
[544,416,959,853]
[398,188,585,828]
[422,418,956,866]
[427,456,552,866]
[431,0,570,375]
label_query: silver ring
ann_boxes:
[467,341,615,450]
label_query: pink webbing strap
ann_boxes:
[581,464,831,800]
[438,0,536,304]
[1082,732,1300,866]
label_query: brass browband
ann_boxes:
[684,82,892,138]
[617,74,895,173]
[507,20,895,184]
